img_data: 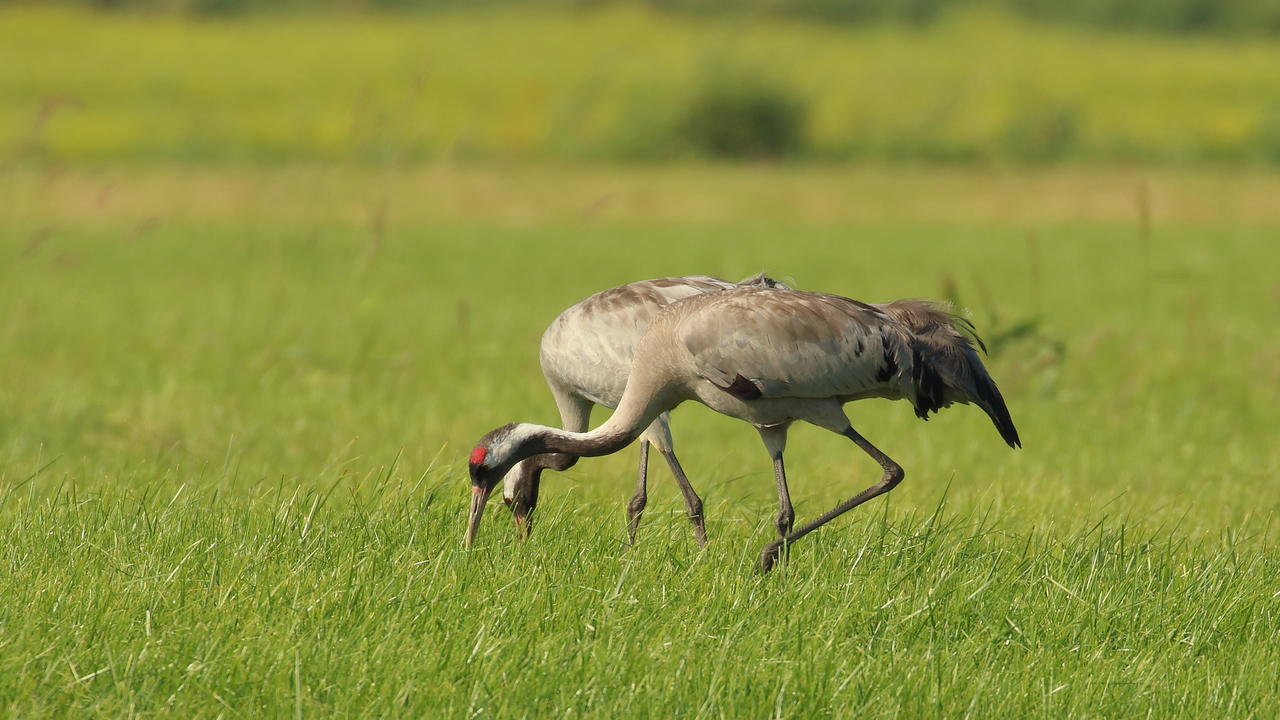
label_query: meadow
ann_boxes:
[3,5,1280,719]
[3,160,1279,717]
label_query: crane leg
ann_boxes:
[757,425,795,539]
[626,441,650,545]
[772,454,795,538]
[660,450,707,547]
[760,425,903,573]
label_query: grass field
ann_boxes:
[7,5,1280,163]
[2,161,1278,716]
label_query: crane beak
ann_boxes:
[465,484,493,549]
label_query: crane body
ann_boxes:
[469,284,1019,571]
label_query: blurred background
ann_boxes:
[6,0,1280,165]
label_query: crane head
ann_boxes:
[465,423,548,549]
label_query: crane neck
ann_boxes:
[528,372,680,460]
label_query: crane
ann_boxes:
[467,284,1020,571]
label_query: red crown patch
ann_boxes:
[469,447,488,466]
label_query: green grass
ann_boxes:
[7,5,1280,163]
[2,164,1278,716]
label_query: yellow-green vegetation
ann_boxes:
[2,163,1279,715]
[7,5,1280,163]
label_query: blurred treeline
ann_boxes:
[5,4,1280,164]
[24,0,1280,34]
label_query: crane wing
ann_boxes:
[680,289,910,401]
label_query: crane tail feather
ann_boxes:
[880,299,1020,449]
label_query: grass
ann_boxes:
[1,161,1278,716]
[7,5,1280,163]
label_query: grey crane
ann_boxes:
[467,284,1020,571]
[495,275,783,548]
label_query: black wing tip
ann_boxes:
[990,399,1021,449]
[973,368,1020,449]
[1000,423,1022,449]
